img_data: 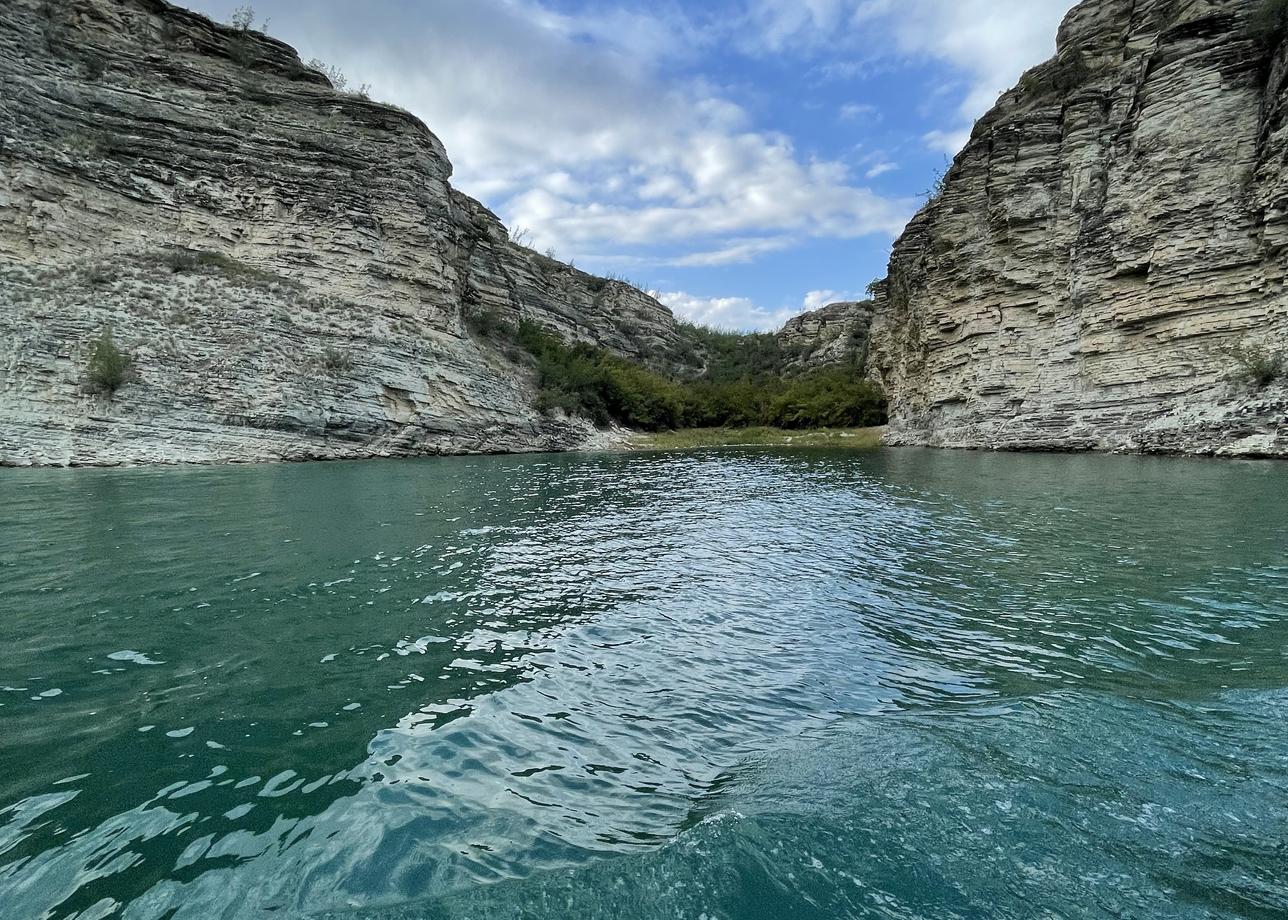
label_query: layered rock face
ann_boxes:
[0,0,691,465]
[868,0,1288,457]
[776,301,873,370]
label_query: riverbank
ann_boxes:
[625,426,885,451]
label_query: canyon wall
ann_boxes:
[0,0,692,465]
[868,0,1288,457]
[776,300,873,371]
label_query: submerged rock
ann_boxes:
[868,0,1288,457]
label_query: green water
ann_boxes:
[1,449,1285,919]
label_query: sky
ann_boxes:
[185,0,1078,330]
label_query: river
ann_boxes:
[1,448,1285,919]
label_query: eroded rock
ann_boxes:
[867,0,1288,457]
[776,301,874,371]
[0,0,691,465]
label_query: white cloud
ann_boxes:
[802,289,857,310]
[659,287,860,332]
[743,0,1077,154]
[838,102,879,122]
[743,0,853,53]
[180,0,1076,300]
[192,0,913,268]
[670,237,796,268]
[923,127,971,157]
[657,291,789,331]
[853,0,1076,126]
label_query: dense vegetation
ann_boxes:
[1248,0,1288,50]
[470,313,886,432]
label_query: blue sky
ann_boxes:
[185,0,1077,329]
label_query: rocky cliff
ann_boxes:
[868,0,1288,457]
[776,300,874,371]
[0,0,693,466]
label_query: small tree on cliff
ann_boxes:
[1226,342,1286,388]
[229,5,268,33]
[85,331,133,395]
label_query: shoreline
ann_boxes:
[9,425,1288,469]
[620,426,886,452]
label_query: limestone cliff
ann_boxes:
[868,0,1288,457]
[0,0,693,466]
[776,301,873,371]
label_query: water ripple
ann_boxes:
[0,449,1285,919]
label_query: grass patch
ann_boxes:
[628,426,884,451]
[156,248,286,287]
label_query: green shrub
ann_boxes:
[1018,50,1092,101]
[531,251,563,275]
[466,306,886,431]
[39,0,70,53]
[922,161,950,203]
[1248,0,1288,50]
[464,308,516,340]
[228,35,257,68]
[303,59,372,98]
[677,322,803,382]
[508,321,886,432]
[764,368,886,429]
[159,249,282,286]
[82,53,107,81]
[84,264,113,287]
[1227,342,1286,387]
[86,332,132,395]
[319,347,353,375]
[62,130,109,159]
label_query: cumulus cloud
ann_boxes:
[670,237,797,268]
[923,127,972,157]
[180,0,1076,308]
[853,0,1076,126]
[801,289,858,310]
[657,292,779,330]
[744,0,1077,153]
[659,287,859,332]
[185,0,912,267]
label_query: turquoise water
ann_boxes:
[1,448,1286,919]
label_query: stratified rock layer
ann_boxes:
[868,0,1288,456]
[776,301,873,371]
[0,0,689,465]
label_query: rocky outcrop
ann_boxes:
[776,301,873,371]
[868,0,1288,457]
[0,0,692,466]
